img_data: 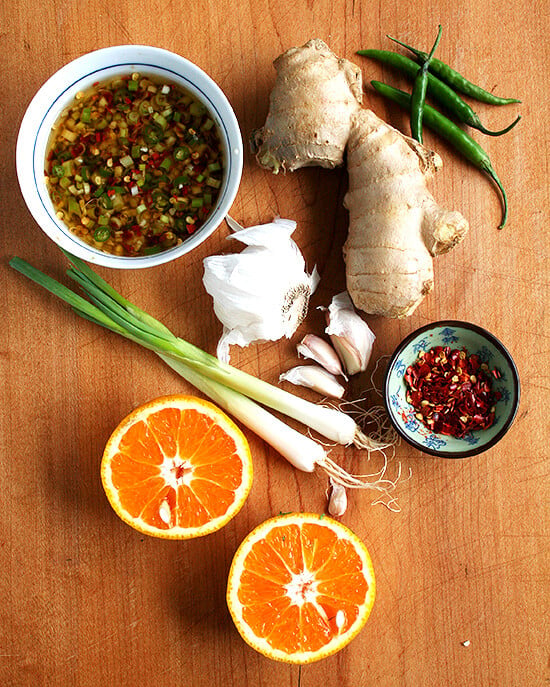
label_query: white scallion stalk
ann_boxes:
[158,353,324,473]
[9,253,402,509]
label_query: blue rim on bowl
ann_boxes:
[16,45,243,268]
[383,320,520,458]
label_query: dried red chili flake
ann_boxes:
[404,346,501,438]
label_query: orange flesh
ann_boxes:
[111,407,243,529]
[237,522,369,654]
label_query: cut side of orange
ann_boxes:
[101,395,253,539]
[226,513,375,663]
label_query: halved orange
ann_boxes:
[101,395,253,539]
[226,512,376,663]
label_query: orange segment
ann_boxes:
[101,395,253,539]
[227,513,375,664]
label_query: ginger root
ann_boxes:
[253,39,469,318]
[344,109,468,317]
[252,38,363,173]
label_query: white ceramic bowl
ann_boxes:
[16,45,243,268]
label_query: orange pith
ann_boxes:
[227,513,375,664]
[101,395,253,539]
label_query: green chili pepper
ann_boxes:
[174,146,190,161]
[52,164,65,177]
[371,80,508,228]
[410,25,442,143]
[143,124,163,145]
[387,34,521,105]
[357,50,521,136]
[152,190,170,209]
[93,226,111,242]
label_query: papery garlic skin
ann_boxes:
[279,365,345,399]
[324,291,375,376]
[203,218,319,363]
[297,334,347,379]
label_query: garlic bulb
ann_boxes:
[203,218,319,362]
[324,291,375,376]
[279,365,345,399]
[297,334,347,379]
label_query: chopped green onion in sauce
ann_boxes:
[45,74,224,257]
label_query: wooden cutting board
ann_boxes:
[1,1,548,685]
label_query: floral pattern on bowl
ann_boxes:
[384,321,520,458]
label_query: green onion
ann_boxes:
[80,107,92,123]
[99,194,113,210]
[143,245,164,255]
[173,174,189,187]
[9,252,380,451]
[153,113,168,129]
[61,129,78,143]
[119,155,133,168]
[160,157,173,171]
[191,198,203,208]
[9,254,398,495]
[68,197,81,216]
[127,79,139,92]
[190,102,205,116]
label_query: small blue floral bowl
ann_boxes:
[384,321,520,458]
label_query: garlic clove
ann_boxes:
[279,365,345,399]
[297,334,348,379]
[324,291,375,376]
[329,334,364,377]
[328,478,347,517]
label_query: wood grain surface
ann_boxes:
[1,1,549,685]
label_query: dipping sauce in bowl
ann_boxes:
[46,73,224,257]
[17,45,243,269]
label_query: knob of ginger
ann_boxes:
[251,39,363,173]
[253,39,469,318]
[344,109,468,317]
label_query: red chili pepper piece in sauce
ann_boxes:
[404,346,501,438]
